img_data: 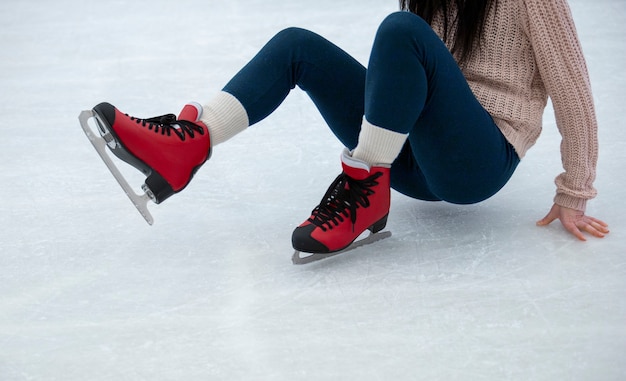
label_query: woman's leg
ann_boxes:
[211,27,367,149]
[359,12,519,204]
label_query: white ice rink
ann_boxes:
[1,0,625,380]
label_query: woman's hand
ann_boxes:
[537,203,609,241]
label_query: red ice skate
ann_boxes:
[91,102,211,204]
[292,150,391,255]
[79,102,211,224]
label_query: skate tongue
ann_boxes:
[341,149,371,180]
[178,102,203,122]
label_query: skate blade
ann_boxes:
[292,230,392,265]
[79,109,154,225]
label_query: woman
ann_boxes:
[88,0,609,254]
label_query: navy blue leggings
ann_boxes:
[223,12,519,204]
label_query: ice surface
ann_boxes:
[0,0,624,380]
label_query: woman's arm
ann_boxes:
[522,0,608,238]
[523,0,598,210]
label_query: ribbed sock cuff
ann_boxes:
[351,119,408,166]
[200,91,249,146]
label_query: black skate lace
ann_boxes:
[129,114,204,141]
[308,171,383,232]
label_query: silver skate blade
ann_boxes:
[79,110,154,225]
[292,231,392,265]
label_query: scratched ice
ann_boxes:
[0,0,624,380]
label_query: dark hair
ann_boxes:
[399,0,496,64]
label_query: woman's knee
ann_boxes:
[376,11,432,42]
[269,27,324,50]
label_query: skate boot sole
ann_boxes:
[292,230,392,265]
[292,213,389,254]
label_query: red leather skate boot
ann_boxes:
[292,149,391,254]
[92,102,211,203]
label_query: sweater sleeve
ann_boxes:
[521,0,598,211]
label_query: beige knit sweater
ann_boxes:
[430,0,598,211]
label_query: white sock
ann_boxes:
[200,91,249,146]
[351,119,408,166]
